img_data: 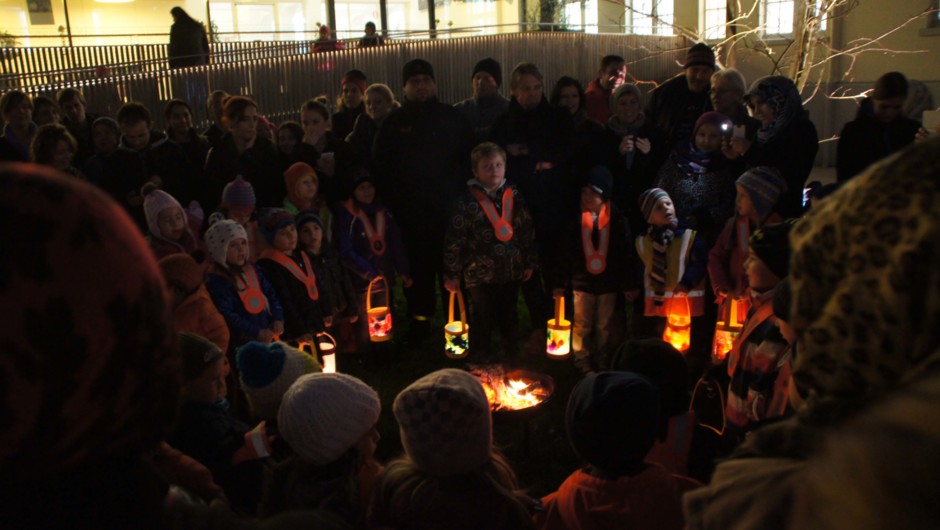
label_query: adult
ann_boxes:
[709,68,760,141]
[57,87,99,165]
[331,69,367,141]
[168,6,210,68]
[346,83,397,161]
[32,95,61,127]
[85,117,147,222]
[203,89,229,148]
[298,98,357,203]
[164,99,210,171]
[1,90,37,162]
[646,42,715,153]
[373,58,475,344]
[454,57,510,143]
[837,71,921,182]
[358,21,384,47]
[730,76,819,217]
[584,54,626,124]
[550,76,605,178]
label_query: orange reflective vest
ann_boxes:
[236,265,267,315]
[470,186,514,242]
[260,248,319,301]
[343,200,387,256]
[581,202,610,275]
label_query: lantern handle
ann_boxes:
[554,295,565,322]
[448,290,467,324]
[315,331,337,347]
[367,275,388,313]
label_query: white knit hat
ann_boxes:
[236,341,321,421]
[142,186,183,240]
[277,373,381,465]
[203,218,248,266]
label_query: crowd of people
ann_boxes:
[2,40,940,528]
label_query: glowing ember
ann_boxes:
[471,366,550,412]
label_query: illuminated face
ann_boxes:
[121,120,152,152]
[735,184,755,218]
[342,83,364,109]
[354,180,376,204]
[710,79,743,116]
[277,128,298,154]
[557,85,580,115]
[744,247,779,292]
[473,154,506,190]
[61,96,86,124]
[301,109,329,143]
[472,71,499,100]
[614,92,641,124]
[50,139,74,170]
[685,65,714,94]
[298,222,324,252]
[600,61,626,90]
[404,74,435,103]
[513,74,543,110]
[873,97,905,124]
[157,207,186,241]
[167,104,193,136]
[295,174,318,201]
[748,96,776,127]
[229,105,259,145]
[273,223,298,252]
[580,186,604,212]
[694,123,724,154]
[92,123,119,154]
[365,91,391,121]
[226,237,249,267]
[648,197,676,226]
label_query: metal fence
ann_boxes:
[2,31,689,129]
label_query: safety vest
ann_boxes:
[260,248,319,301]
[235,265,267,315]
[343,200,387,256]
[470,186,514,242]
[581,203,610,275]
[636,229,705,316]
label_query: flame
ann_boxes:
[472,367,548,412]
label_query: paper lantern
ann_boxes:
[663,295,692,353]
[317,331,337,373]
[547,295,571,359]
[366,275,392,342]
[444,290,469,359]
[712,298,745,364]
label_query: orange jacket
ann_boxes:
[173,284,230,352]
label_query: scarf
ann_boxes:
[648,221,677,305]
[748,76,804,144]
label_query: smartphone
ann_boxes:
[732,125,746,139]
[922,109,940,132]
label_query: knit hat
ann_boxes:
[772,276,792,321]
[1,164,178,485]
[684,42,716,70]
[236,341,320,421]
[585,165,613,200]
[736,166,787,221]
[610,83,642,113]
[284,162,318,200]
[609,338,689,419]
[749,220,796,280]
[278,373,381,465]
[472,58,502,88]
[341,69,368,94]
[179,332,224,381]
[295,210,324,231]
[258,208,296,246]
[204,218,248,266]
[638,187,671,222]
[402,58,435,86]
[142,183,183,239]
[222,176,257,208]
[566,372,661,474]
[694,111,732,135]
[393,369,492,477]
[157,251,207,294]
[353,167,376,190]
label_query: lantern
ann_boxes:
[663,295,692,353]
[546,296,571,359]
[444,290,469,359]
[711,298,746,364]
[317,331,337,373]
[366,275,392,342]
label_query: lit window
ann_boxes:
[762,0,794,36]
[626,0,674,36]
[702,0,726,40]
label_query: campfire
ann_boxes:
[470,365,553,414]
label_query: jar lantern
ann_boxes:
[366,275,392,342]
[663,294,692,353]
[317,331,337,373]
[547,296,571,359]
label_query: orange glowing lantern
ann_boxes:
[366,275,392,342]
[316,331,337,373]
[711,298,746,364]
[663,295,692,353]
[444,290,469,359]
[547,296,571,359]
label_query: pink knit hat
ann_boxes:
[142,184,183,239]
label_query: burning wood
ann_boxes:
[471,365,551,412]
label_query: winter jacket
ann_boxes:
[443,180,538,288]
[454,95,510,143]
[740,117,818,217]
[551,202,635,294]
[118,130,196,204]
[601,122,668,233]
[334,200,410,290]
[172,284,230,352]
[309,244,359,319]
[635,227,708,317]
[837,102,920,182]
[645,75,713,153]
[204,133,282,211]
[205,263,284,349]
[168,18,209,68]
[584,78,613,124]
[331,104,364,143]
[708,212,783,299]
[257,249,331,341]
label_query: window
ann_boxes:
[626,0,673,36]
[702,0,726,40]
[762,0,827,37]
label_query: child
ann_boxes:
[369,369,537,530]
[297,210,360,357]
[633,188,708,336]
[726,221,794,434]
[336,171,411,350]
[142,183,204,260]
[551,165,633,373]
[157,252,229,352]
[443,142,538,360]
[235,340,320,422]
[256,208,332,346]
[282,162,332,240]
[204,218,284,349]
[263,372,382,524]
[213,175,263,259]
[535,372,699,530]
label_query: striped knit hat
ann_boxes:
[222,176,256,208]
[736,166,787,221]
[638,187,671,222]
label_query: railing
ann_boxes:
[2,30,689,130]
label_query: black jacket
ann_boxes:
[204,133,282,210]
[645,74,713,152]
[837,102,920,182]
